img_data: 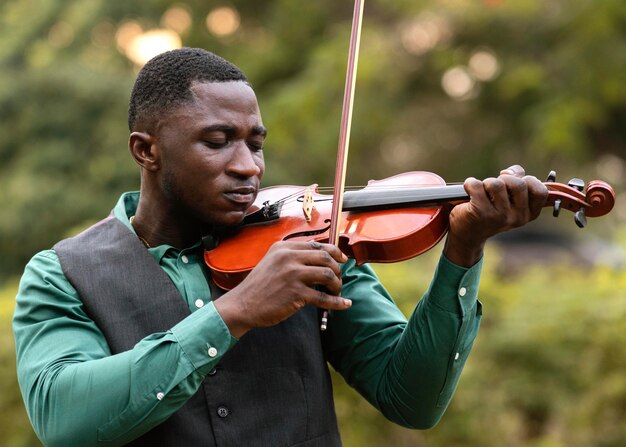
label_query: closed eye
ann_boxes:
[247,141,264,152]
[204,140,229,149]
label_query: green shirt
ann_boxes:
[13,192,483,446]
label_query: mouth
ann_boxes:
[223,186,256,205]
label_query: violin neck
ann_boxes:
[342,184,468,212]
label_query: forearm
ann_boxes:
[375,290,481,428]
[26,345,196,446]
[14,250,235,447]
[375,256,482,428]
[18,303,233,447]
[328,256,482,429]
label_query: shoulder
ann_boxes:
[15,249,86,331]
[17,249,79,306]
[54,215,119,250]
[24,249,62,274]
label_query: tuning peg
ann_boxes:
[568,178,585,192]
[575,207,587,228]
[553,198,561,217]
[545,170,557,182]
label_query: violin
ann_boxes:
[204,170,615,291]
[207,0,616,332]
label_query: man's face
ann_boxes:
[154,80,266,228]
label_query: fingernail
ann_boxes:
[500,169,514,175]
[343,298,352,307]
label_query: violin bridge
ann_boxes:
[302,187,314,222]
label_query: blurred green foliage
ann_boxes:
[338,249,626,447]
[1,0,625,279]
[1,0,625,445]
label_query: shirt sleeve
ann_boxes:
[13,250,237,447]
[325,254,483,429]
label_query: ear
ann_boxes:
[129,132,159,172]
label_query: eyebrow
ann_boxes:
[201,124,268,137]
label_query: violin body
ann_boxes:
[206,172,454,290]
[204,171,615,290]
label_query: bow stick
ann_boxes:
[321,0,365,331]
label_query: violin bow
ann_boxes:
[321,0,365,331]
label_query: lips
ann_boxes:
[224,186,256,204]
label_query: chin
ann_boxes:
[207,211,248,229]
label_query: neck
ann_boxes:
[342,184,469,212]
[132,188,203,250]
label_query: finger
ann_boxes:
[305,288,352,310]
[464,177,494,210]
[503,176,530,224]
[503,175,529,208]
[524,175,549,218]
[482,177,511,212]
[500,164,525,178]
[295,249,342,278]
[298,240,348,263]
[300,265,343,295]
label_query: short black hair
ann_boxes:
[128,47,248,131]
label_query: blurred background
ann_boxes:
[1,0,625,445]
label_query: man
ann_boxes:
[14,48,547,446]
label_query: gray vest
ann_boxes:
[54,216,341,446]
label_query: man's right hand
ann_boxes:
[213,240,352,338]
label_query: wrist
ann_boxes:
[443,233,485,267]
[213,293,252,339]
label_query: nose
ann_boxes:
[226,142,262,178]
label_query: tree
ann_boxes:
[1,0,624,281]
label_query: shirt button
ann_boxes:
[181,255,189,264]
[208,347,218,357]
[454,352,460,360]
[195,299,205,308]
[217,406,230,418]
[459,287,467,297]
[156,392,164,400]
[208,368,217,376]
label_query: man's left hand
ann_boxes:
[444,164,548,267]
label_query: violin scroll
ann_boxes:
[585,180,616,217]
[544,171,615,227]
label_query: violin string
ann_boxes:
[314,182,464,192]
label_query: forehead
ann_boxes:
[189,80,259,117]
[155,81,262,135]
[156,80,259,130]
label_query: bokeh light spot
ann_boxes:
[469,49,500,81]
[206,6,240,37]
[162,5,193,34]
[441,66,476,100]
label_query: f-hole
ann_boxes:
[283,219,331,240]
